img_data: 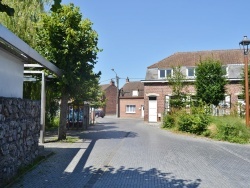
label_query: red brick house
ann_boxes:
[119,78,144,118]
[100,80,117,115]
[142,49,245,122]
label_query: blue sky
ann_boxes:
[62,0,250,88]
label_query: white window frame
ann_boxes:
[186,67,196,78]
[159,69,173,78]
[126,105,136,113]
[222,65,228,77]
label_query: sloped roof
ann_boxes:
[100,84,110,91]
[148,49,245,69]
[120,81,144,97]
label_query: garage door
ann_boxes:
[148,97,157,122]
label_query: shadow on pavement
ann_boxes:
[12,119,202,188]
[83,165,202,188]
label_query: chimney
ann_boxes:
[126,77,129,83]
[110,79,115,85]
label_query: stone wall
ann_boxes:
[0,97,40,186]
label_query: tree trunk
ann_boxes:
[58,91,68,140]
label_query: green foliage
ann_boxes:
[162,104,210,135]
[178,112,210,135]
[0,0,60,16]
[35,4,101,139]
[167,66,186,109]
[162,114,176,129]
[0,0,50,48]
[50,0,62,12]
[212,116,250,144]
[162,108,250,144]
[169,95,187,109]
[0,0,14,16]
[195,58,227,106]
[35,4,101,97]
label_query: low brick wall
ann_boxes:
[0,97,40,186]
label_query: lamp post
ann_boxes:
[111,68,119,118]
[239,36,250,127]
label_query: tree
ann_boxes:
[35,4,101,140]
[167,66,186,109]
[0,0,14,16]
[195,58,227,106]
[0,0,50,47]
[0,0,61,16]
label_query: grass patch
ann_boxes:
[210,116,250,144]
[60,136,79,143]
[46,136,80,143]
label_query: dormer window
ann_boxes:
[159,69,172,78]
[132,90,139,96]
[187,67,195,78]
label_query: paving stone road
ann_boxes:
[9,117,250,188]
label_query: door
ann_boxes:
[148,97,157,122]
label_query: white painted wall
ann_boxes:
[0,49,24,98]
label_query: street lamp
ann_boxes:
[111,68,119,118]
[239,36,250,127]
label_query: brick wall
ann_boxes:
[104,85,117,115]
[119,98,144,118]
[144,82,242,122]
[225,83,243,105]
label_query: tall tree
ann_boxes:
[35,4,101,140]
[195,58,227,106]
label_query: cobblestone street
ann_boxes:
[10,117,250,188]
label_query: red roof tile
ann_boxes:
[148,49,246,69]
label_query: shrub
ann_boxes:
[178,113,210,135]
[162,114,176,129]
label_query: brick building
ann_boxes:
[119,78,144,118]
[100,80,117,115]
[142,49,245,122]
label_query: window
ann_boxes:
[166,69,172,77]
[222,66,228,77]
[219,95,231,108]
[159,69,172,78]
[187,67,195,77]
[126,105,136,113]
[160,70,165,78]
[132,90,139,96]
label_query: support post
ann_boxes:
[40,71,46,143]
[244,54,249,127]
